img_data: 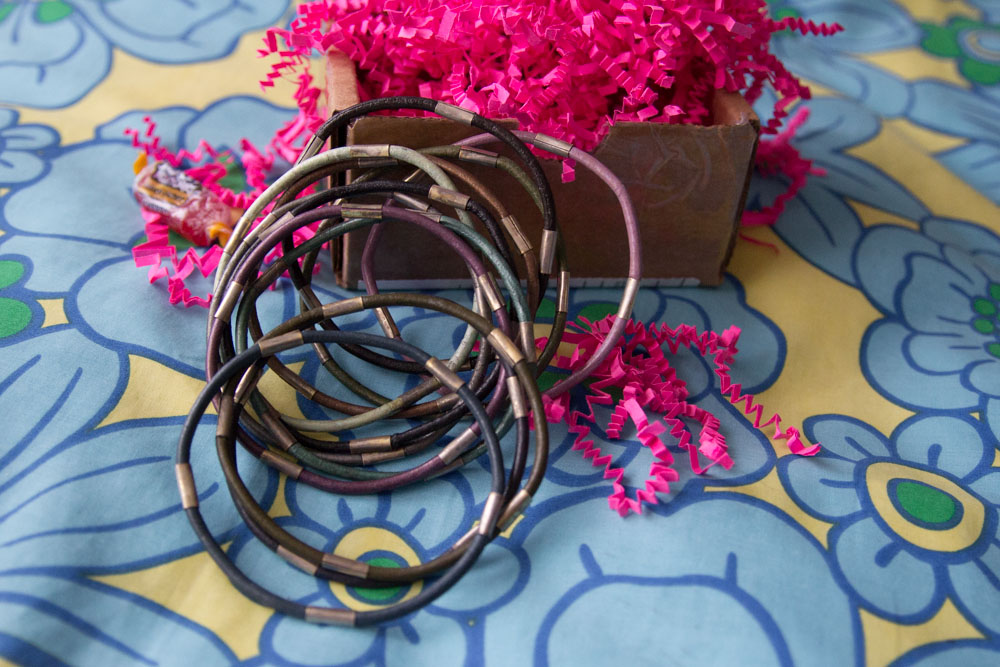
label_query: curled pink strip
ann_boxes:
[541,314,818,516]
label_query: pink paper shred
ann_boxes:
[127,2,842,304]
[539,315,819,516]
[741,106,825,227]
[124,117,321,307]
[258,0,841,206]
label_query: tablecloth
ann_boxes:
[1,1,999,665]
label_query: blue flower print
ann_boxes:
[855,218,1000,411]
[780,414,1000,635]
[0,418,277,665]
[0,96,294,374]
[767,1,1000,205]
[0,109,58,185]
[766,0,918,117]
[0,0,290,108]
[749,94,928,286]
[229,469,528,667]
[485,495,860,665]
[0,97,295,663]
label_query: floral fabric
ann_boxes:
[1,1,999,665]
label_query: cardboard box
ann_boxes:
[324,52,759,289]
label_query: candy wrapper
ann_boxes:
[132,154,234,247]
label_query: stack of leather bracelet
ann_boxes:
[176,97,643,626]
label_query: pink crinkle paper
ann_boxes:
[539,315,819,516]
[127,2,843,304]
[260,0,840,207]
[125,117,321,307]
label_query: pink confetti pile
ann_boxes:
[540,315,819,516]
[259,0,840,203]
[127,2,841,303]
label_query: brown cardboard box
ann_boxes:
[325,52,759,289]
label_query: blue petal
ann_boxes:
[227,517,330,603]
[0,122,58,151]
[487,496,858,666]
[940,244,1000,291]
[968,471,1000,505]
[74,0,288,64]
[769,39,912,117]
[936,141,1000,206]
[804,414,890,461]
[782,455,862,520]
[432,544,524,614]
[0,573,235,665]
[384,475,477,553]
[793,98,927,221]
[3,142,140,243]
[832,518,939,619]
[384,613,465,667]
[899,255,981,335]
[921,218,1000,254]
[398,310,474,371]
[788,0,919,52]
[97,107,197,145]
[672,276,784,394]
[0,421,273,571]
[771,180,864,285]
[686,392,775,483]
[534,390,775,507]
[0,7,112,108]
[0,236,128,293]
[968,0,1000,22]
[180,97,296,156]
[907,332,985,375]
[948,543,1000,635]
[651,333,711,398]
[862,321,979,410]
[0,329,121,486]
[260,611,377,666]
[0,151,48,187]
[287,482,380,535]
[969,360,1000,398]
[893,415,991,478]
[543,578,782,666]
[74,257,292,375]
[289,473,474,556]
[909,82,1000,145]
[855,225,942,316]
[563,275,783,401]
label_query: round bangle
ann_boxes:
[220,201,529,431]
[212,207,517,474]
[212,177,521,416]
[212,208,533,486]
[226,206,523,472]
[457,130,642,396]
[212,295,543,585]
[350,150,541,316]
[337,143,569,374]
[297,97,561,296]
[179,329,509,624]
[210,145,487,377]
